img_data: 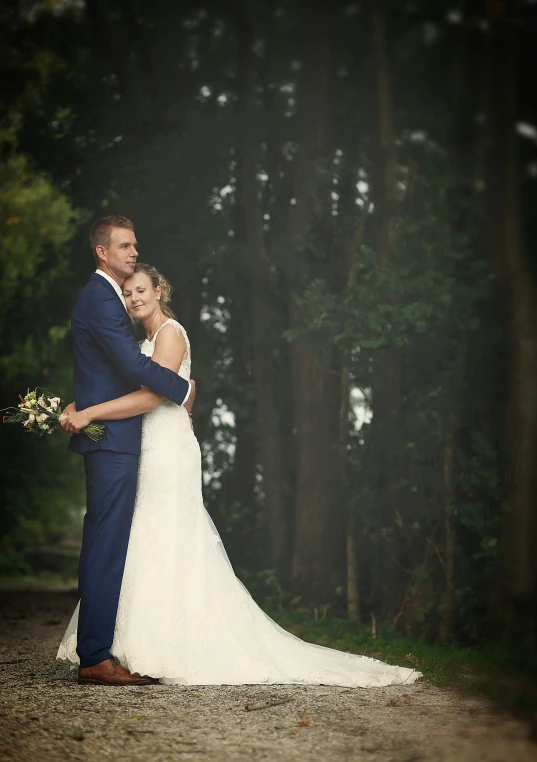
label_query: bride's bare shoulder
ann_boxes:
[153,321,187,355]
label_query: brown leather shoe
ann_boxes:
[78,658,155,686]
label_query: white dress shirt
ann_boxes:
[95,269,127,310]
[94,269,191,405]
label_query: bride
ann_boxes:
[57,263,421,688]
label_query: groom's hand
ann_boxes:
[184,380,196,415]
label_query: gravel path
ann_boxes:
[1,590,535,762]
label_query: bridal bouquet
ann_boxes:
[2,389,106,442]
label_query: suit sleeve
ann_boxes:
[86,295,190,405]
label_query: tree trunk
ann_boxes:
[290,3,344,604]
[235,8,289,578]
[438,421,456,642]
[338,179,366,622]
[366,4,402,617]
[224,289,257,521]
[340,361,359,623]
[291,341,342,602]
[487,6,537,642]
[433,5,483,641]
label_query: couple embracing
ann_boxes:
[57,215,421,689]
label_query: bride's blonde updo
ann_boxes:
[134,263,176,320]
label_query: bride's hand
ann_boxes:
[59,402,77,433]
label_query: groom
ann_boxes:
[60,216,194,686]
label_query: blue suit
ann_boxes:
[70,273,189,667]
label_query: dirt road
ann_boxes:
[0,590,535,762]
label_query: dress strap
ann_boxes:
[151,318,172,343]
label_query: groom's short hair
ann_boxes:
[90,216,134,263]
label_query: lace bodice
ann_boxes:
[140,318,191,380]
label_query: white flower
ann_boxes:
[49,397,60,410]
[38,397,46,408]
[28,414,35,423]
[38,413,47,423]
[47,430,53,435]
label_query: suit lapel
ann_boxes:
[89,274,135,335]
[90,272,123,302]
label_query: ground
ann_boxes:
[0,589,536,762]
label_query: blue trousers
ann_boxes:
[77,450,139,668]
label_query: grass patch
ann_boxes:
[267,607,537,717]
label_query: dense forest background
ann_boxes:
[1,0,537,649]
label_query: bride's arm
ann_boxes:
[64,325,188,431]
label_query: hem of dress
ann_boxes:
[157,673,423,687]
[56,651,422,687]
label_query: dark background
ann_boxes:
[1,0,537,650]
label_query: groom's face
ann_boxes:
[99,227,138,281]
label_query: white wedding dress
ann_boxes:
[57,319,421,687]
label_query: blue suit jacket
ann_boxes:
[69,273,190,455]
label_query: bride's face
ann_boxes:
[123,272,161,321]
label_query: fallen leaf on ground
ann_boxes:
[386,699,412,707]
[297,715,311,726]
